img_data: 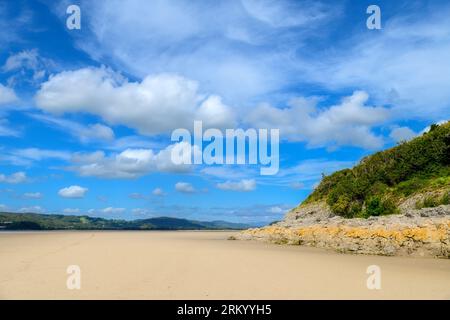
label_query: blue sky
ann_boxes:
[0,0,449,224]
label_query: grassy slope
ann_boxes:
[301,121,450,218]
[0,212,249,230]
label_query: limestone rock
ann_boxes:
[234,201,450,258]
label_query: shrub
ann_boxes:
[349,202,363,217]
[365,196,383,216]
[441,192,450,205]
[370,181,388,194]
[429,123,439,132]
[331,195,351,217]
[394,178,427,196]
[354,210,369,219]
[423,195,439,208]
[416,194,442,209]
[365,196,398,217]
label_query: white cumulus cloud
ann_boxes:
[19,206,45,213]
[0,84,18,105]
[247,91,389,149]
[216,179,256,192]
[101,207,126,214]
[68,142,196,179]
[0,171,27,184]
[58,185,88,199]
[35,67,236,135]
[152,188,166,196]
[389,126,417,142]
[23,192,43,199]
[175,182,196,193]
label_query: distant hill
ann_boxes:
[301,121,450,218]
[0,212,250,231]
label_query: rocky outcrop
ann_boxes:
[233,201,450,258]
[398,190,448,212]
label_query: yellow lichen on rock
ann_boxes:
[236,217,450,258]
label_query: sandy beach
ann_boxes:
[0,231,449,299]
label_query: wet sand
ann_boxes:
[0,231,449,299]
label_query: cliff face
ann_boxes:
[234,122,450,258]
[235,201,450,258]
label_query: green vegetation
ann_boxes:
[415,192,450,209]
[303,121,450,218]
[363,196,397,217]
[0,212,249,231]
